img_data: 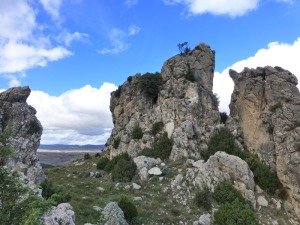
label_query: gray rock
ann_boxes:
[93,206,102,212]
[199,213,211,225]
[40,203,75,225]
[103,43,220,160]
[139,167,148,180]
[228,66,300,217]
[257,196,268,207]
[133,156,161,171]
[100,202,128,225]
[0,86,44,187]
[98,187,105,192]
[132,182,141,190]
[133,196,143,201]
[186,151,256,208]
[148,167,162,175]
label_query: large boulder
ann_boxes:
[40,203,75,225]
[186,151,256,208]
[228,66,300,217]
[100,202,128,225]
[0,86,44,187]
[104,43,220,160]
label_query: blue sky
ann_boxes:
[1,0,300,145]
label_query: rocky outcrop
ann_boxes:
[0,86,44,187]
[40,203,75,225]
[228,66,300,216]
[99,202,128,225]
[104,43,220,160]
[186,151,256,208]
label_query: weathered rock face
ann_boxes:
[186,151,256,208]
[0,86,44,186]
[40,203,75,225]
[105,43,220,160]
[228,66,300,217]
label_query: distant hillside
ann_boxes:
[39,144,104,150]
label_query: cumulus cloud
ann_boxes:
[0,0,86,88]
[163,0,291,17]
[98,25,141,54]
[213,37,300,113]
[28,82,117,145]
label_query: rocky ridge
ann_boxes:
[228,66,300,217]
[105,43,220,160]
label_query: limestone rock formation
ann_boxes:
[186,151,256,208]
[228,66,300,216]
[104,43,220,160]
[100,202,128,225]
[0,86,44,186]
[40,203,75,225]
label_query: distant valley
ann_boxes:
[37,144,104,166]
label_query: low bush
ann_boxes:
[95,152,101,157]
[139,132,173,160]
[112,158,137,182]
[127,76,133,83]
[201,127,240,161]
[132,125,143,139]
[269,102,283,112]
[114,85,122,98]
[214,199,259,225]
[151,121,164,135]
[103,153,137,182]
[112,137,121,149]
[220,112,228,124]
[84,153,91,160]
[118,196,138,221]
[97,157,109,170]
[40,179,71,205]
[138,72,162,101]
[213,180,244,204]
[194,185,212,210]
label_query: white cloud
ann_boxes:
[40,0,62,20]
[124,0,139,7]
[98,25,140,54]
[0,0,86,88]
[213,37,300,113]
[0,0,36,40]
[27,82,118,145]
[163,0,291,17]
[57,30,89,46]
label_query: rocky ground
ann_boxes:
[44,153,299,225]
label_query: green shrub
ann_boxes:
[202,127,283,196]
[139,132,173,160]
[213,180,244,204]
[127,76,133,83]
[95,152,101,157]
[84,153,91,160]
[151,121,164,135]
[185,65,195,82]
[114,85,122,98]
[202,127,240,161]
[220,112,228,124]
[269,102,283,112]
[138,72,162,101]
[177,42,190,55]
[113,137,121,149]
[112,158,137,182]
[132,125,143,139]
[103,153,136,182]
[194,185,212,210]
[0,131,50,225]
[118,196,138,220]
[214,199,259,225]
[97,157,110,170]
[40,179,71,205]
